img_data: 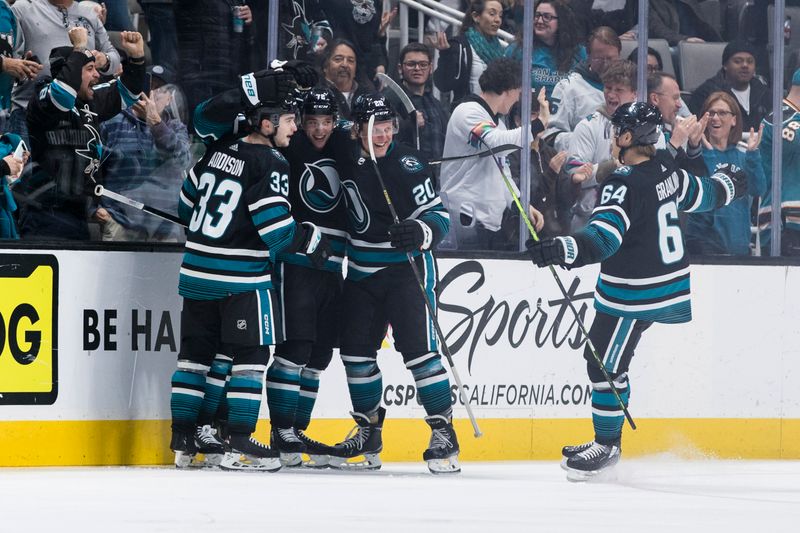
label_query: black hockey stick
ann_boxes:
[367,115,482,438]
[94,185,185,227]
[428,144,521,166]
[479,137,637,431]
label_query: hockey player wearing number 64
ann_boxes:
[328,93,459,474]
[526,102,746,481]
[169,91,333,473]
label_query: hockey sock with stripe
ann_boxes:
[341,353,382,415]
[170,360,209,428]
[226,364,266,434]
[591,373,629,445]
[295,366,321,430]
[266,356,302,428]
[198,353,232,426]
[405,352,453,417]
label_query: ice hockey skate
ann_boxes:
[220,433,282,472]
[423,414,461,474]
[191,424,225,468]
[271,427,307,468]
[297,430,334,468]
[563,441,621,482]
[328,407,385,471]
[560,440,595,470]
[170,428,198,469]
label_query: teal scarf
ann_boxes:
[465,27,505,65]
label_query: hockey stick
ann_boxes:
[94,184,185,227]
[367,115,482,438]
[375,73,420,150]
[479,137,637,430]
[428,144,522,166]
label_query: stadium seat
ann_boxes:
[677,41,728,93]
[620,38,675,77]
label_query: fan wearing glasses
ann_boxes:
[684,91,765,257]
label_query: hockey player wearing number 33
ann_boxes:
[169,91,333,472]
[527,102,746,481]
[328,93,459,474]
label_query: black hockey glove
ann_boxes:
[240,70,296,108]
[269,59,319,89]
[388,219,433,252]
[298,222,333,269]
[711,162,747,207]
[525,236,578,268]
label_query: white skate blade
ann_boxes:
[280,452,303,468]
[174,451,195,469]
[220,452,282,473]
[301,453,331,469]
[565,463,618,483]
[560,457,569,470]
[427,455,461,475]
[328,453,382,471]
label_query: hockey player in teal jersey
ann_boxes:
[758,69,800,256]
[169,87,332,472]
[527,102,745,481]
[329,93,458,474]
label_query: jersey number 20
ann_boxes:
[412,178,435,206]
[189,172,243,238]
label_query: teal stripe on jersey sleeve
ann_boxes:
[577,221,622,262]
[261,222,296,257]
[194,101,231,143]
[49,79,76,111]
[596,277,690,301]
[251,205,291,228]
[592,211,626,234]
[679,173,719,213]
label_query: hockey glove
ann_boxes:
[269,59,319,89]
[388,219,433,252]
[711,162,747,207]
[240,70,296,108]
[298,222,333,269]
[525,236,578,268]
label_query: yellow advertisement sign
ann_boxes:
[0,254,58,404]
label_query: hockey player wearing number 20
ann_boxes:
[527,102,746,481]
[169,93,332,473]
[330,93,458,474]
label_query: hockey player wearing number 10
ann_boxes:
[527,102,746,481]
[329,93,459,474]
[169,91,332,472]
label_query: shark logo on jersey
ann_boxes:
[272,149,287,164]
[342,180,370,233]
[399,155,424,173]
[300,158,342,213]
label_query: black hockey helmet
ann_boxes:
[611,102,663,146]
[247,87,303,129]
[302,86,338,118]
[352,92,396,125]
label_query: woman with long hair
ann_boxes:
[685,91,766,256]
[433,0,507,103]
[505,0,586,97]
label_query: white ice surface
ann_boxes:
[2,459,800,533]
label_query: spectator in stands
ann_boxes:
[383,42,449,172]
[99,68,190,242]
[440,57,544,251]
[627,46,662,74]
[689,41,771,133]
[0,1,42,133]
[758,69,800,256]
[0,132,25,239]
[9,0,122,143]
[647,71,683,142]
[648,0,722,46]
[174,0,253,118]
[506,0,586,98]
[17,28,145,240]
[322,38,372,121]
[562,59,637,231]
[138,0,178,73]
[433,0,506,103]
[543,26,620,152]
[325,0,387,82]
[684,91,765,256]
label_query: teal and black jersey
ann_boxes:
[178,139,300,300]
[277,128,349,272]
[569,150,730,324]
[338,141,450,281]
